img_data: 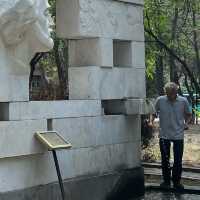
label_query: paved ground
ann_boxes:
[136,191,200,200]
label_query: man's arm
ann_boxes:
[184,99,192,128]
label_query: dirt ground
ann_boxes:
[142,123,200,166]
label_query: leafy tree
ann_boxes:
[145,0,200,99]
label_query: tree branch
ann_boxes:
[145,26,200,92]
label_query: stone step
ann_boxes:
[145,183,200,195]
[144,167,200,186]
[143,162,200,173]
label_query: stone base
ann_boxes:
[0,167,144,200]
[107,167,145,200]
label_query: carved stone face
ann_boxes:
[0,0,53,62]
[29,0,54,52]
[0,0,53,101]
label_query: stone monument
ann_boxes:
[0,0,147,199]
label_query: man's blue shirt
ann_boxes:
[155,95,191,140]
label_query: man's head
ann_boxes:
[164,82,178,102]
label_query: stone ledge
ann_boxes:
[0,100,102,121]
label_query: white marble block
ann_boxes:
[0,74,29,102]
[68,66,146,100]
[57,0,144,41]
[0,100,101,121]
[0,120,47,159]
[69,38,113,67]
[52,115,141,148]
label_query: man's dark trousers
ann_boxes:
[159,138,184,184]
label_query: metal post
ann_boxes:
[52,150,66,200]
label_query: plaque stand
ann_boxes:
[52,149,66,200]
[35,131,72,200]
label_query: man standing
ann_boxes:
[154,82,192,190]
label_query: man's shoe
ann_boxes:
[173,183,184,191]
[160,181,171,189]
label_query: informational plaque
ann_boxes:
[35,131,72,150]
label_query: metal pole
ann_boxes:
[52,150,66,200]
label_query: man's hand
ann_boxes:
[185,113,192,124]
[184,113,192,130]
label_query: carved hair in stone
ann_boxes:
[0,0,53,69]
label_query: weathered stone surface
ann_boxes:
[0,120,47,158]
[68,67,146,99]
[57,0,144,41]
[52,115,141,148]
[102,99,155,115]
[0,100,101,121]
[0,142,140,192]
[69,38,113,67]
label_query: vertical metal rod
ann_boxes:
[52,150,66,200]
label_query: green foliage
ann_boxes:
[193,108,200,118]
[48,0,56,19]
[146,57,155,80]
[38,0,66,83]
[145,0,200,97]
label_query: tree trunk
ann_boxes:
[170,7,179,83]
[192,6,200,79]
[54,39,69,100]
[155,48,165,95]
[145,27,200,93]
